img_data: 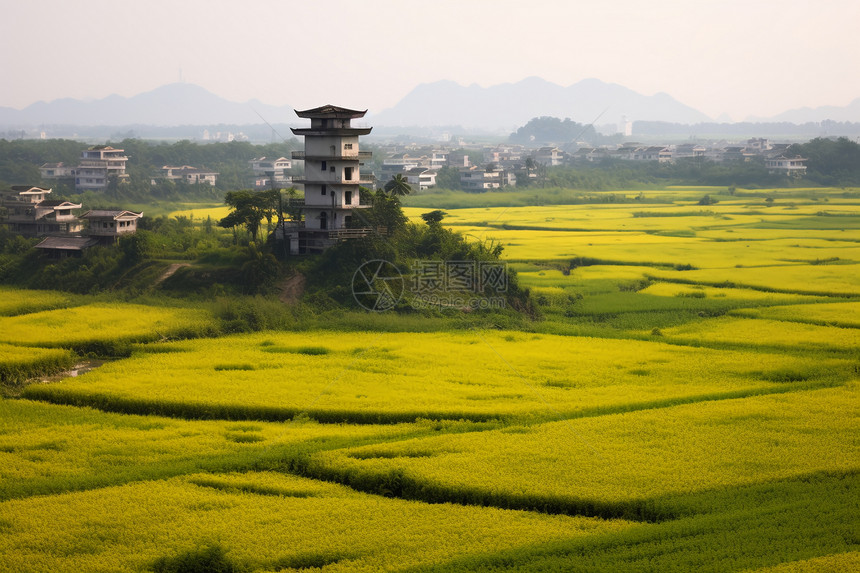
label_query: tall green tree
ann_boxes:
[218,189,280,243]
[384,174,412,197]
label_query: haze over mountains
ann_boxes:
[1,78,857,132]
[368,77,712,128]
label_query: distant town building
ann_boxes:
[460,166,502,191]
[447,151,471,168]
[379,153,421,183]
[672,144,706,160]
[404,167,437,190]
[534,147,564,166]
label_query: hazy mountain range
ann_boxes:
[367,77,712,128]
[0,83,289,128]
[748,98,860,124]
[1,79,857,131]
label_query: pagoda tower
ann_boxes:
[290,105,373,253]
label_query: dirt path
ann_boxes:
[154,263,191,286]
[279,273,306,304]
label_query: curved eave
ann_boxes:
[291,128,372,137]
[295,106,367,119]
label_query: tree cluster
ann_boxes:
[788,137,860,185]
[509,117,602,147]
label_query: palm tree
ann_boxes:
[384,173,412,197]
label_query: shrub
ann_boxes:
[151,543,245,573]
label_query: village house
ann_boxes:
[249,157,292,189]
[534,146,564,166]
[0,187,146,257]
[0,186,82,237]
[153,165,219,186]
[79,209,144,244]
[459,166,502,191]
[39,162,75,179]
[765,155,807,176]
[379,153,421,183]
[33,235,100,258]
[404,167,437,190]
[75,145,129,192]
[672,144,707,160]
[447,150,471,169]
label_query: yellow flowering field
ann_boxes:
[646,263,860,296]
[0,344,77,385]
[729,301,860,328]
[745,552,860,573]
[22,330,849,424]
[307,385,860,519]
[0,286,73,316]
[639,282,829,304]
[168,204,231,222]
[0,471,633,573]
[517,265,653,288]
[403,197,860,269]
[656,316,860,351]
[0,302,214,350]
[0,398,411,501]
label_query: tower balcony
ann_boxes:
[291,175,375,186]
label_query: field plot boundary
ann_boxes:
[644,273,860,298]
[19,378,835,426]
[400,472,859,573]
[294,460,856,524]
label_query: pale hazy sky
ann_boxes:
[2,0,858,121]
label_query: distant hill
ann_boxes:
[3,79,857,133]
[367,77,713,130]
[747,98,860,123]
[0,83,296,127]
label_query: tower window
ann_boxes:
[321,185,327,195]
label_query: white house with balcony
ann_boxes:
[80,209,143,244]
[75,146,129,191]
[766,155,807,176]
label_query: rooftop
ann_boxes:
[295,105,367,119]
[35,236,99,251]
[81,210,143,220]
